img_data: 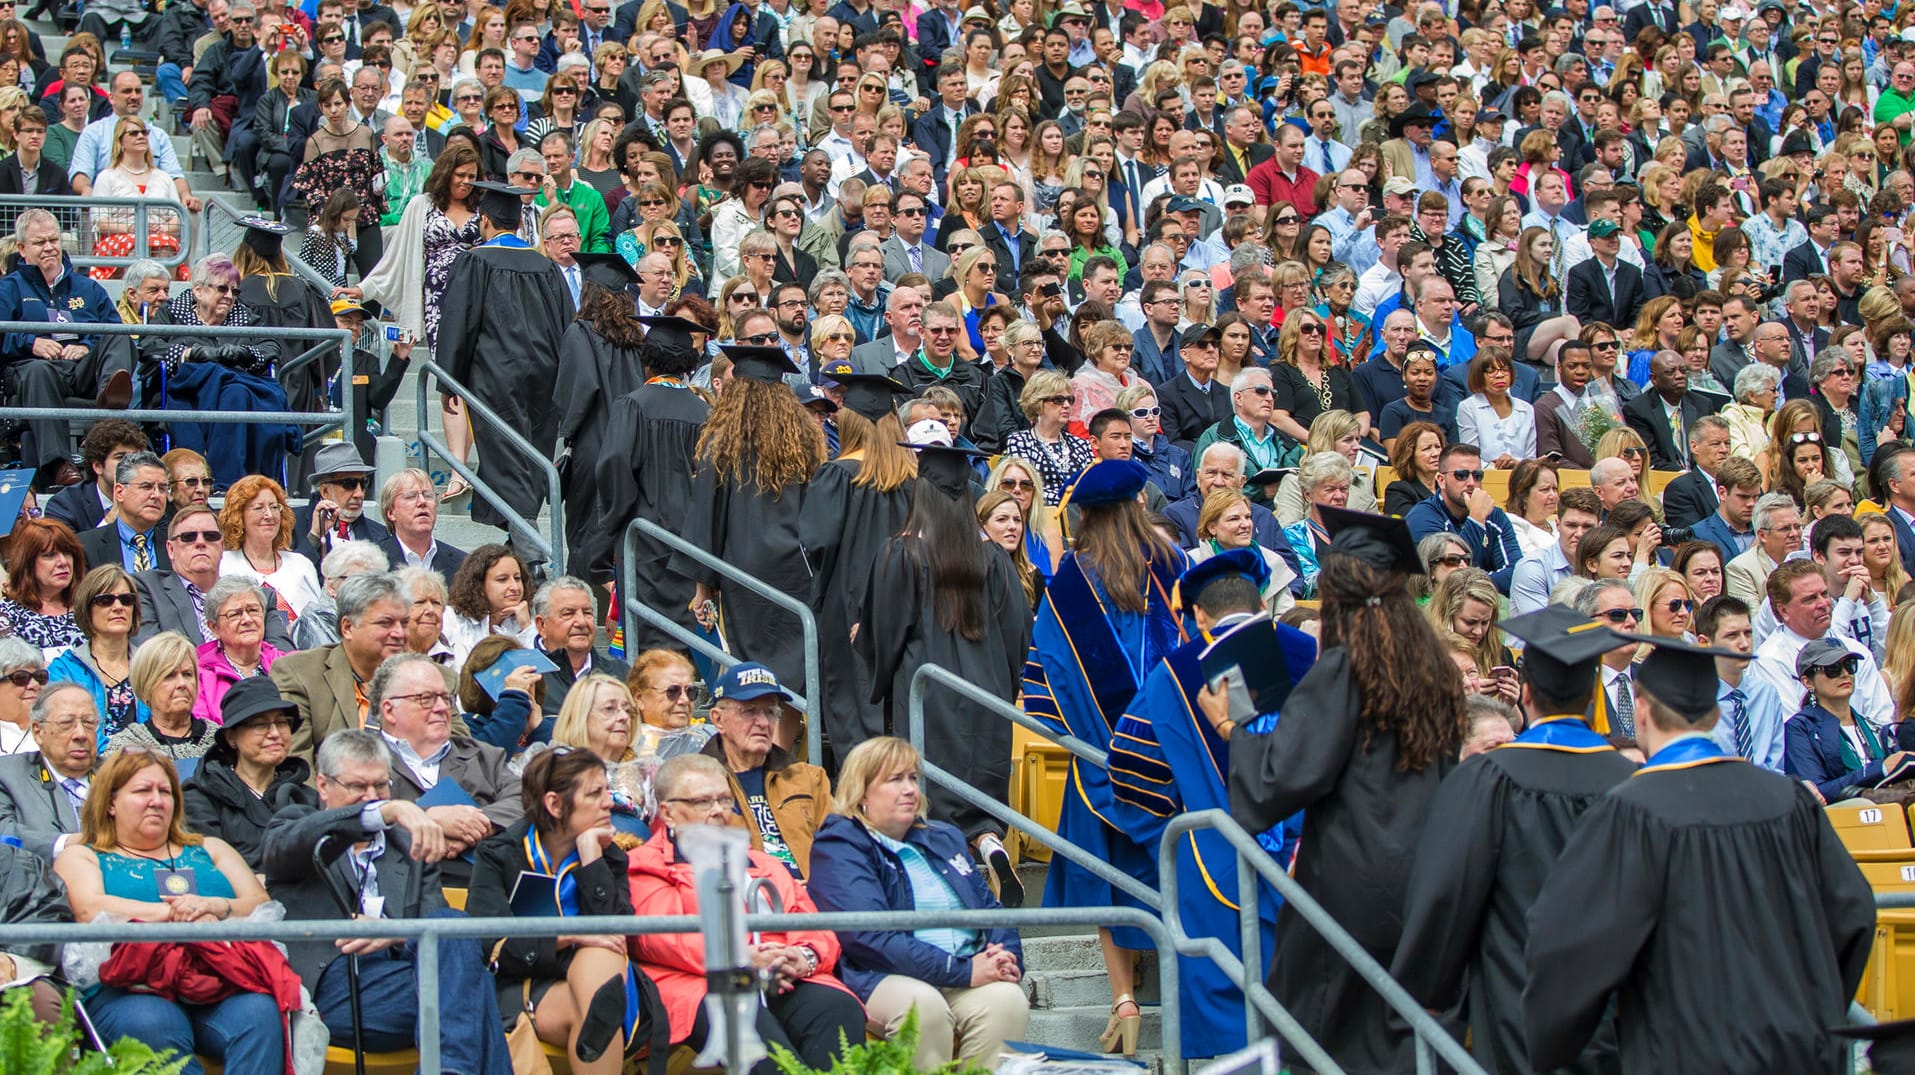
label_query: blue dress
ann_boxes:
[1027,548,1188,949]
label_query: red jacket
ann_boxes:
[100,939,303,1074]
[626,824,859,1042]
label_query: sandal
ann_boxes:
[440,474,471,503]
[1098,994,1141,1056]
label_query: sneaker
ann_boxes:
[975,833,1022,908]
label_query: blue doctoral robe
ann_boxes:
[1027,548,1189,950]
[1106,620,1317,1054]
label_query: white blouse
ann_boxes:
[220,549,325,619]
[1455,393,1537,464]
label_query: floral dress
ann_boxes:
[289,124,387,227]
[423,204,481,350]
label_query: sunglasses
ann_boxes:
[1811,655,1864,677]
[741,331,780,343]
[1430,553,1471,568]
[1450,468,1485,481]
[1790,431,1824,445]
[172,529,222,545]
[1660,598,1695,615]
[1041,394,1071,405]
[1297,323,1324,335]
[1597,607,1644,624]
[320,33,344,42]
[3,669,47,688]
[89,592,138,609]
[552,86,577,95]
[652,235,684,246]
[999,477,1035,490]
[1620,446,1647,457]
[1129,405,1160,418]
[652,684,695,700]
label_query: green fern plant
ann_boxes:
[766,1006,991,1075]
[0,986,189,1075]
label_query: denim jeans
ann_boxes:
[155,62,188,107]
[313,911,513,1075]
[87,986,286,1075]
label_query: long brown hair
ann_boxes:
[837,409,917,492]
[1316,551,1466,770]
[1072,498,1180,615]
[693,376,825,497]
[423,142,483,212]
[81,749,203,852]
[1513,225,1561,300]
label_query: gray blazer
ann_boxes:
[261,800,446,985]
[851,336,911,376]
[0,751,82,861]
[882,235,950,284]
[132,568,295,650]
[386,735,524,885]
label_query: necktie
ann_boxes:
[1612,671,1635,737]
[908,243,922,272]
[567,265,580,305]
[1549,219,1565,280]
[131,532,150,571]
[1316,139,1331,174]
[1726,688,1752,759]
[1125,159,1141,220]
[336,517,351,541]
[1670,405,1686,466]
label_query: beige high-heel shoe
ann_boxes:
[1099,995,1141,1056]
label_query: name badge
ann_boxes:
[154,868,198,896]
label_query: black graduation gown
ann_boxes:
[240,272,335,489]
[555,321,646,573]
[584,380,708,650]
[858,536,1030,838]
[436,238,574,533]
[1226,647,1456,1075]
[675,465,813,688]
[1390,738,1637,1075]
[1522,757,1876,1075]
[797,458,914,762]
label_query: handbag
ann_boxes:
[490,938,555,1075]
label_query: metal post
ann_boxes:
[418,919,441,1074]
[414,359,565,567]
[1237,850,1265,1049]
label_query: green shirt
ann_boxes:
[1877,88,1915,145]
[535,179,613,253]
[379,148,431,227]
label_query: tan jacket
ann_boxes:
[702,736,832,878]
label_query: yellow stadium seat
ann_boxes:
[1647,470,1683,499]
[1830,801,1915,856]
[324,1047,422,1073]
[442,887,468,911]
[1558,469,1592,489]
[1373,464,1397,501]
[1013,727,1071,864]
[1481,468,1511,506]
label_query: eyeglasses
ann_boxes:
[925,325,961,335]
[246,501,283,515]
[1597,607,1644,624]
[43,716,101,733]
[545,231,581,244]
[1811,655,1864,678]
[329,777,393,797]
[218,605,263,622]
[455,93,482,103]
[648,683,695,700]
[390,690,454,710]
[665,793,736,811]
[3,669,47,688]
[89,592,137,609]
[1450,468,1485,481]
[206,284,239,295]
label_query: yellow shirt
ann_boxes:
[1689,216,1719,273]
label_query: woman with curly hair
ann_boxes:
[1028,459,1189,1056]
[681,347,827,728]
[444,543,538,668]
[556,256,650,572]
[1212,510,1466,1075]
[217,475,323,618]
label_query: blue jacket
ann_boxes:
[805,812,1022,1001]
[0,253,119,362]
[461,689,551,753]
[1403,493,1523,593]
[1688,512,1750,567]
[1133,434,1191,502]
[1859,372,1911,467]
[49,644,150,749]
[1784,703,1890,802]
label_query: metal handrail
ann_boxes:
[618,516,823,763]
[903,664,1354,1071]
[0,193,193,269]
[10,907,1183,1074]
[413,357,565,567]
[0,320,353,439]
[1165,811,1487,1075]
[200,198,339,297]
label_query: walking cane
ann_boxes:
[313,835,368,1075]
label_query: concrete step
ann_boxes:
[1024,1004,1164,1056]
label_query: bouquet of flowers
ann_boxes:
[1573,380,1624,457]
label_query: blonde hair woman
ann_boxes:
[1633,566,1695,640]
[987,454,1065,573]
[640,219,701,300]
[1425,566,1509,678]
[1186,488,1300,614]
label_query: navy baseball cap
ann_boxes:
[711,662,798,703]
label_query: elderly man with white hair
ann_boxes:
[1162,441,1305,592]
[1589,456,1639,512]
[290,540,394,650]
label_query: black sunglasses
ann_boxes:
[1450,468,1485,481]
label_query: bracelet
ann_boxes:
[1216,718,1236,739]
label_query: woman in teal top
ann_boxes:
[1063,196,1128,282]
[52,748,284,1075]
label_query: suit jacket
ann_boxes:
[1660,467,1721,530]
[1782,238,1831,284]
[851,336,910,375]
[0,751,82,861]
[1215,140,1274,185]
[1622,390,1715,471]
[291,505,392,562]
[1564,256,1647,330]
[384,734,523,884]
[1532,389,1596,468]
[539,645,632,716]
[0,154,70,198]
[1889,506,1915,581]
[132,568,295,649]
[1785,319,1830,377]
[77,522,172,575]
[1624,0,1681,38]
[43,481,110,535]
[273,643,464,766]
[1689,511,1750,566]
[1724,545,1778,608]
[882,234,949,283]
[914,8,964,95]
[909,102,977,188]
[980,221,1038,295]
[375,533,468,577]
[260,800,446,985]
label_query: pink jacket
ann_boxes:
[626,823,859,1042]
[193,639,285,725]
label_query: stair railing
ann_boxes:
[412,357,565,567]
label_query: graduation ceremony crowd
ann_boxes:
[20,0,1915,1064]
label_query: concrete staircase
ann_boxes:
[1009,863,1168,1072]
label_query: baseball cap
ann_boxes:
[1221,184,1255,207]
[1382,176,1418,196]
[710,662,798,703]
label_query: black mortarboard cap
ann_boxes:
[720,343,802,383]
[1611,631,1752,721]
[238,215,290,260]
[832,372,912,422]
[473,180,533,228]
[905,443,989,500]
[1500,606,1629,700]
[638,314,710,355]
[1317,504,1424,575]
[1832,1019,1915,1075]
[574,251,639,291]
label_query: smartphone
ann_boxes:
[1040,282,1063,297]
[385,324,402,342]
[1490,665,1518,681]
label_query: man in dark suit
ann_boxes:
[1564,219,1646,329]
[43,419,145,526]
[1660,415,1733,529]
[1624,351,1720,471]
[293,443,391,563]
[914,0,965,96]
[982,177,1038,295]
[375,468,467,577]
[77,450,173,574]
[1883,449,1915,579]
[0,110,71,200]
[1533,341,1597,467]
[0,683,96,861]
[1624,0,1680,39]
[135,506,294,648]
[534,577,631,716]
[910,64,978,191]
[1781,278,1831,375]
[1214,103,1274,186]
[1158,324,1233,448]
[260,718,514,1075]
[1782,206,1839,283]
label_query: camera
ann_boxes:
[1659,524,1693,547]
